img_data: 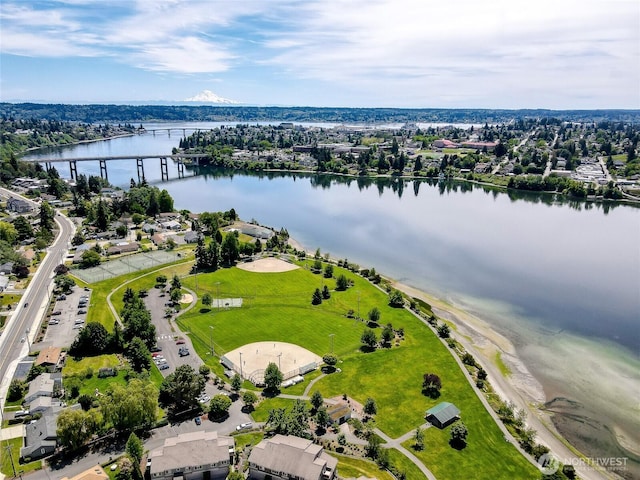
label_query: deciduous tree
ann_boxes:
[361,329,377,350]
[159,365,205,416]
[242,390,258,411]
[263,362,283,392]
[101,378,158,431]
[422,373,442,398]
[208,394,232,420]
[450,422,468,448]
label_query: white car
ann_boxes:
[236,422,252,431]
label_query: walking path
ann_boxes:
[374,428,437,480]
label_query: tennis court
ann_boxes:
[72,250,182,283]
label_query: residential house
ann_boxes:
[248,434,337,480]
[148,431,234,480]
[236,224,273,240]
[461,141,497,152]
[160,220,182,231]
[433,139,459,149]
[28,396,65,414]
[7,197,32,213]
[35,346,63,372]
[25,373,60,404]
[164,234,185,246]
[184,231,202,244]
[0,261,14,274]
[151,233,166,247]
[426,402,460,429]
[474,163,490,174]
[158,212,180,221]
[142,223,157,234]
[0,276,9,293]
[106,242,139,255]
[20,414,57,461]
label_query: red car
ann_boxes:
[175,339,185,345]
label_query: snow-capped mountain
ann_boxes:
[184,90,238,104]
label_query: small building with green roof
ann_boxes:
[426,401,460,428]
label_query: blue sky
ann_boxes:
[1,0,638,108]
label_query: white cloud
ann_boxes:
[0,0,637,106]
[131,36,234,73]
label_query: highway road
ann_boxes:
[0,188,75,408]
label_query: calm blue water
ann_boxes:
[24,126,640,354]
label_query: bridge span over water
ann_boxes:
[23,153,209,183]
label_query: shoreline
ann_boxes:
[287,235,614,479]
[19,132,137,155]
[388,284,617,480]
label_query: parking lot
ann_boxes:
[41,287,92,348]
[144,287,204,377]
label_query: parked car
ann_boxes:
[194,416,201,425]
[77,310,87,314]
[175,339,186,345]
[178,347,190,357]
[48,320,59,325]
[159,364,170,370]
[150,346,162,352]
[51,311,62,316]
[236,422,252,431]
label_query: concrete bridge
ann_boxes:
[23,153,210,183]
[144,127,209,137]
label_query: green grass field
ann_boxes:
[173,264,538,480]
[74,256,538,479]
[1,438,42,476]
[327,452,394,479]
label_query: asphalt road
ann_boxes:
[0,188,75,403]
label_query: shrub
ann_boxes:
[388,289,404,307]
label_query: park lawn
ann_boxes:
[386,448,428,479]
[404,422,538,480]
[281,368,323,396]
[177,264,538,479]
[327,452,394,480]
[64,354,120,375]
[64,368,130,397]
[251,396,301,423]
[178,266,414,359]
[0,437,41,476]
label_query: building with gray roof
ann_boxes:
[148,431,234,480]
[20,414,57,460]
[25,373,58,404]
[248,435,337,480]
